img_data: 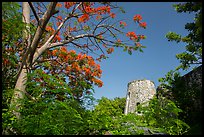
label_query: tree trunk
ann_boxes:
[10,2,30,119]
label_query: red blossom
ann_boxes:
[109,13,116,18]
[57,16,62,21]
[139,22,147,29]
[56,3,62,7]
[126,31,138,41]
[133,14,142,22]
[78,14,90,23]
[64,2,76,9]
[107,47,114,54]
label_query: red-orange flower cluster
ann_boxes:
[67,26,77,32]
[46,26,61,42]
[109,13,116,18]
[133,14,142,22]
[48,48,103,89]
[53,31,61,42]
[78,14,90,23]
[64,2,76,9]
[126,31,138,41]
[107,47,114,54]
[56,3,62,8]
[95,6,111,15]
[84,6,95,13]
[45,26,54,32]
[78,5,112,23]
[139,22,147,29]
[79,4,111,14]
[133,14,147,29]
[92,78,103,87]
[56,15,62,21]
[2,58,9,66]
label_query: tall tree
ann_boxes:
[10,2,31,119]
[158,2,202,134]
[165,2,202,70]
[4,2,147,120]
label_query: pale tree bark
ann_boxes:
[10,2,58,120]
[10,2,31,119]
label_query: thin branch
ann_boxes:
[32,33,94,64]
[69,41,93,54]
[71,2,82,14]
[50,33,94,49]
[41,2,47,11]
[93,16,110,35]
[35,58,54,63]
[28,2,40,23]
[27,2,57,66]
[93,37,105,54]
[87,37,97,53]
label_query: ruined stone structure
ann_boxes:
[177,65,202,126]
[124,66,202,116]
[182,65,202,89]
[157,65,202,115]
[124,79,156,115]
[123,65,202,134]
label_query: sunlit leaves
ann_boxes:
[166,2,202,70]
[83,25,90,31]
[166,32,181,43]
[119,6,126,13]
[138,97,190,135]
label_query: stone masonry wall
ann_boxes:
[182,65,202,89]
[124,80,156,115]
[124,65,202,116]
[180,65,202,125]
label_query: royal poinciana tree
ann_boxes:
[3,2,147,119]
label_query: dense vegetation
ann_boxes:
[158,2,202,135]
[2,2,201,135]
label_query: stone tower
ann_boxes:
[124,79,156,115]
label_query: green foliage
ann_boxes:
[166,32,182,43]
[15,99,85,135]
[2,108,18,135]
[166,2,202,70]
[26,68,72,100]
[2,2,195,135]
[3,88,190,135]
[80,97,127,135]
[2,2,23,90]
[158,66,202,134]
[119,6,126,13]
[2,2,21,19]
[94,97,126,116]
[137,97,190,135]
[158,70,181,88]
[160,3,202,134]
[81,96,189,135]
[2,3,24,134]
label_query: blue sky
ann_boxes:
[92,2,196,100]
[18,2,196,101]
